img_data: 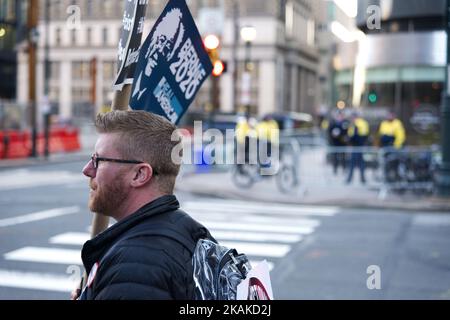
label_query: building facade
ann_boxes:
[350,0,445,141]
[16,0,321,122]
[315,0,359,112]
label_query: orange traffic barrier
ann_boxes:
[0,126,81,159]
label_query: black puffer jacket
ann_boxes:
[79,195,213,300]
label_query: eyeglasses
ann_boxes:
[90,153,144,170]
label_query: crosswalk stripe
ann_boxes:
[50,232,89,246]
[3,241,282,265]
[250,261,274,271]
[51,230,302,246]
[183,201,337,216]
[4,247,82,265]
[0,207,80,228]
[190,211,320,228]
[0,170,84,191]
[86,219,313,236]
[207,230,302,243]
[199,198,339,211]
[0,269,78,293]
[204,221,314,234]
[220,241,290,258]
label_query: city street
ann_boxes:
[0,160,449,299]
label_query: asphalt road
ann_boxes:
[0,160,449,300]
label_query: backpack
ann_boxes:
[192,238,253,300]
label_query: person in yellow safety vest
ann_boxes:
[378,111,406,149]
[255,115,279,168]
[235,116,257,167]
[346,112,370,184]
[255,116,279,144]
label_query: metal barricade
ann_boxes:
[276,139,439,200]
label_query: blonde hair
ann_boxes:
[95,110,182,194]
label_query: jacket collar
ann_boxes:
[81,195,180,273]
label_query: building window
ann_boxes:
[50,61,60,79]
[50,0,65,20]
[102,27,108,45]
[72,61,90,79]
[103,61,116,80]
[86,27,92,45]
[71,29,77,45]
[0,0,16,21]
[103,0,114,18]
[49,87,59,102]
[55,27,61,46]
[72,88,90,102]
[86,0,94,18]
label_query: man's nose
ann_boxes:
[82,161,96,178]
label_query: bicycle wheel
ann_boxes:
[275,164,298,193]
[231,164,256,189]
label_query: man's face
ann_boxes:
[82,133,131,218]
[387,113,395,121]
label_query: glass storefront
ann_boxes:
[335,66,443,144]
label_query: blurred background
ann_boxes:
[0,0,450,300]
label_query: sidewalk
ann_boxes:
[0,123,96,170]
[176,148,450,212]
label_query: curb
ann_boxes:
[176,179,450,213]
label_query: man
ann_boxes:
[378,111,406,183]
[378,111,406,149]
[73,110,214,300]
[327,110,350,175]
[255,114,279,168]
[235,115,257,169]
[346,111,370,184]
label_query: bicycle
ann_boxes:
[231,161,299,193]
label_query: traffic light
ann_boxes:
[212,60,227,77]
[368,91,378,104]
[203,34,226,77]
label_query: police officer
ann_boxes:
[346,111,370,184]
[378,111,406,149]
[255,114,279,166]
[327,110,350,175]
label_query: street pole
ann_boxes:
[232,0,239,113]
[240,26,256,115]
[44,0,51,159]
[242,40,252,115]
[437,0,450,196]
[28,0,38,158]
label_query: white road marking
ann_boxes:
[220,241,290,258]
[0,197,329,293]
[250,261,274,271]
[204,221,314,234]
[49,232,89,246]
[51,230,302,246]
[190,211,320,228]
[0,269,78,293]
[209,230,302,243]
[0,207,80,228]
[183,200,338,216]
[4,247,82,265]
[0,169,85,191]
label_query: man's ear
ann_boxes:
[130,164,154,187]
